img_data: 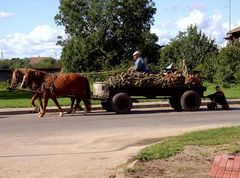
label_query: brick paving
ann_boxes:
[209,154,240,178]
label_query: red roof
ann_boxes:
[29,57,50,65]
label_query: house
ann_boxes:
[224,26,240,46]
[29,57,51,65]
[29,56,61,69]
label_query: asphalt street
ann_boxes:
[0,105,240,178]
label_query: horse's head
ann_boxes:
[10,69,25,88]
[21,69,47,89]
[21,69,32,89]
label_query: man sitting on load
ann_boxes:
[129,51,149,73]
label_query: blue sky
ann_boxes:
[0,0,239,59]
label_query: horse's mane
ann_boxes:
[24,69,48,87]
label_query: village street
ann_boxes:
[0,106,240,178]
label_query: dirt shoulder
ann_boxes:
[117,144,240,178]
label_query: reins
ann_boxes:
[7,87,42,94]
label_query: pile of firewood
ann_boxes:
[161,71,185,87]
[185,73,203,87]
[107,69,203,88]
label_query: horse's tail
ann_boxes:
[84,78,91,112]
[85,79,91,99]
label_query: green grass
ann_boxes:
[204,82,240,99]
[137,126,240,161]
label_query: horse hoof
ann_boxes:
[59,112,64,117]
[34,107,40,112]
[38,113,44,117]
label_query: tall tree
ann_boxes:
[160,25,218,72]
[55,0,160,72]
[214,45,240,85]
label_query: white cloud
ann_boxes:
[0,11,15,20]
[153,9,237,46]
[0,25,65,59]
[151,21,177,44]
[177,9,205,30]
[175,9,230,44]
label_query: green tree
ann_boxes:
[55,0,160,72]
[0,58,30,69]
[160,25,218,73]
[9,58,30,69]
[214,45,240,85]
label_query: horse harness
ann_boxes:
[41,74,58,94]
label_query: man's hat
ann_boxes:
[133,51,141,56]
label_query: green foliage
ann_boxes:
[214,46,240,85]
[55,0,160,72]
[233,71,240,83]
[138,126,240,161]
[160,25,218,72]
[0,58,30,69]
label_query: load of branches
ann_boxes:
[107,69,203,88]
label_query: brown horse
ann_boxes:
[21,69,91,117]
[11,68,44,112]
[11,68,83,115]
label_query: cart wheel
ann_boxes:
[101,100,113,112]
[222,104,229,110]
[111,93,132,114]
[181,90,201,111]
[207,103,217,110]
[169,96,182,111]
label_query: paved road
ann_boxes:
[0,106,240,178]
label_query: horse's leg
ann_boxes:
[73,98,82,114]
[38,94,43,112]
[83,99,91,115]
[31,93,40,112]
[39,92,49,117]
[67,97,75,114]
[50,95,64,117]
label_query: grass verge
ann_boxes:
[137,126,240,161]
[204,83,240,99]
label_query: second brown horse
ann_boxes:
[21,69,91,117]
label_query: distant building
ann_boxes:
[29,57,50,65]
[224,26,240,46]
[30,56,61,69]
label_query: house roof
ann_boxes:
[227,26,240,34]
[29,57,50,65]
[224,26,240,39]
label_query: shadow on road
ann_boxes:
[87,106,240,116]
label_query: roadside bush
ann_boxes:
[214,46,240,85]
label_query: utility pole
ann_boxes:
[229,0,231,31]
[1,51,3,60]
[55,52,57,60]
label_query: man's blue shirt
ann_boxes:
[133,57,147,72]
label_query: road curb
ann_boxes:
[0,100,239,116]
